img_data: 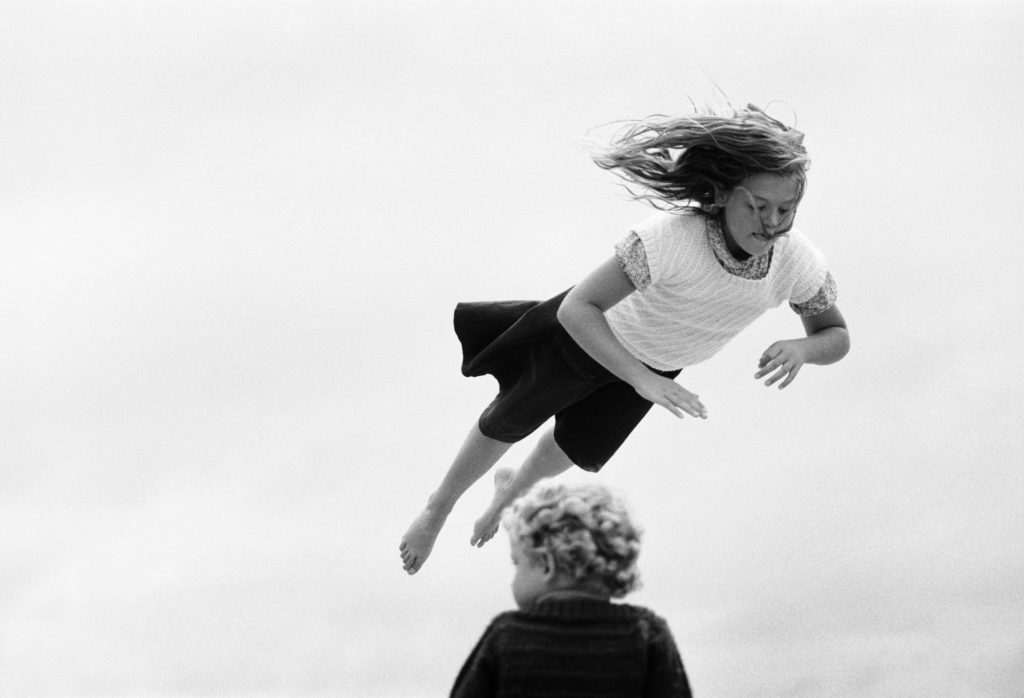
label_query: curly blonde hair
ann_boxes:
[590,102,809,213]
[502,481,642,598]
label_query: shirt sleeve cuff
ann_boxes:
[789,271,837,317]
[615,231,651,291]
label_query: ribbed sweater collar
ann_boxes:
[523,598,638,620]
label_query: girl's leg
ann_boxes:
[400,423,513,574]
[470,426,574,547]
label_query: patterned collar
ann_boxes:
[704,215,772,280]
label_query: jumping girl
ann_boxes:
[400,103,850,574]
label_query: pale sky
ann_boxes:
[1,2,1022,697]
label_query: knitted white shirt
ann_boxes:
[604,210,835,371]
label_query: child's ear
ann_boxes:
[541,552,557,580]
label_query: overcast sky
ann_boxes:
[1,2,1022,696]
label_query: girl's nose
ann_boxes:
[761,210,782,234]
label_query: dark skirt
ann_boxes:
[454,289,679,472]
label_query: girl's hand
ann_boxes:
[634,373,708,419]
[755,340,809,389]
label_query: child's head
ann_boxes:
[502,480,642,608]
[591,102,809,218]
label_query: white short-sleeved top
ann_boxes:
[604,210,837,371]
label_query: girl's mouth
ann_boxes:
[752,228,790,243]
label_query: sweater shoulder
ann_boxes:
[631,209,707,240]
[614,604,673,638]
[488,610,521,631]
[629,210,710,284]
[620,603,670,625]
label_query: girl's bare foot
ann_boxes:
[399,507,448,574]
[470,467,515,547]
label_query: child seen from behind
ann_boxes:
[450,480,692,697]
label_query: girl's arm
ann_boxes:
[755,304,850,388]
[557,257,707,419]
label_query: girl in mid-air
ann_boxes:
[400,102,850,574]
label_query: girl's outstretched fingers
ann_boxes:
[755,342,805,389]
[672,392,708,419]
[659,399,684,419]
[639,374,707,419]
[757,362,800,388]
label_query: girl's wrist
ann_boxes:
[625,363,658,390]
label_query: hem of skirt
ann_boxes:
[476,416,530,445]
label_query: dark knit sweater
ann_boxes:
[450,599,692,697]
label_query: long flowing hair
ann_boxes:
[590,103,810,213]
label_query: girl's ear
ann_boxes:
[709,183,730,212]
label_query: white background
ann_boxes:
[1,2,1022,696]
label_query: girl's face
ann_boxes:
[719,173,802,259]
[510,539,553,609]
